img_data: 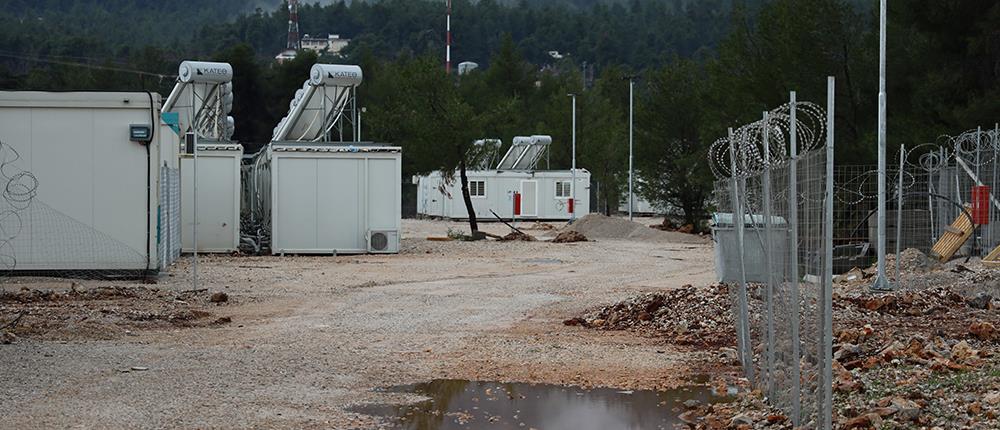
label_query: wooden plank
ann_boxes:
[984,245,1000,268]
[931,208,975,262]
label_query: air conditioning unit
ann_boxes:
[368,230,399,254]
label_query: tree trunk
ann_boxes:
[459,156,480,236]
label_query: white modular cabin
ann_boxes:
[250,143,402,255]
[180,143,242,253]
[248,64,402,255]
[163,60,241,253]
[416,169,591,221]
[0,91,164,274]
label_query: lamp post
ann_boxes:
[623,75,637,221]
[569,93,577,221]
[873,0,892,291]
[359,107,366,142]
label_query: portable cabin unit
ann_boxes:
[163,60,242,253]
[416,136,591,221]
[416,169,590,221]
[180,142,242,252]
[0,91,163,275]
[252,143,401,254]
[248,64,402,255]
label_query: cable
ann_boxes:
[0,52,177,80]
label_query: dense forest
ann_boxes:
[0,0,997,224]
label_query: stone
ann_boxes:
[834,343,862,362]
[892,397,921,421]
[969,321,996,340]
[677,410,699,425]
[951,340,977,363]
[845,413,883,429]
[766,414,787,424]
[729,413,752,426]
[967,293,993,310]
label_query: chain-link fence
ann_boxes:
[159,165,182,270]
[713,86,997,427]
[711,81,835,429]
[832,125,1000,288]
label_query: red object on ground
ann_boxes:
[568,198,575,214]
[972,185,991,225]
[514,193,522,216]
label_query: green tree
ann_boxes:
[636,59,713,228]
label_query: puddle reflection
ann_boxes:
[354,379,732,430]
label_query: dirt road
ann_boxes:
[0,218,714,429]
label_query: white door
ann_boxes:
[520,180,538,217]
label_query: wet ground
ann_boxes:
[354,379,732,430]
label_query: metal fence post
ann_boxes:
[728,127,754,381]
[788,91,802,426]
[896,146,905,283]
[822,76,836,430]
[987,123,1000,251]
[761,111,777,399]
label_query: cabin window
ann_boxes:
[469,180,486,198]
[555,181,572,199]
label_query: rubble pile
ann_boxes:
[0,285,229,342]
[575,254,1000,428]
[650,218,696,234]
[567,284,735,347]
[499,231,536,242]
[552,231,588,243]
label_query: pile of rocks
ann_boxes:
[567,284,735,347]
[499,231,536,242]
[552,231,588,243]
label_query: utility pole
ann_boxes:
[445,0,452,74]
[626,75,636,221]
[873,0,891,291]
[569,93,577,222]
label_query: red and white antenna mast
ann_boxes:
[445,0,452,74]
[287,0,301,50]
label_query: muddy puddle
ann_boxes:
[353,379,732,430]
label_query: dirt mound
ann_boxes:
[649,218,695,234]
[568,284,735,348]
[552,231,588,243]
[563,214,705,244]
[882,248,942,273]
[0,285,225,342]
[500,231,536,242]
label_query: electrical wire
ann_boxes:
[0,51,177,80]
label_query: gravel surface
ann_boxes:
[0,217,714,429]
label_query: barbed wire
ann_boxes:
[709,102,827,179]
[0,141,38,275]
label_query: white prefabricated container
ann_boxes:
[416,169,591,221]
[0,91,162,274]
[254,143,402,255]
[181,143,243,253]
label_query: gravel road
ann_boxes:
[0,218,715,429]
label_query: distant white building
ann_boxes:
[458,61,479,75]
[275,49,297,64]
[275,34,351,63]
[302,34,351,56]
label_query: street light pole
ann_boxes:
[873,0,892,291]
[569,93,577,222]
[628,77,635,221]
